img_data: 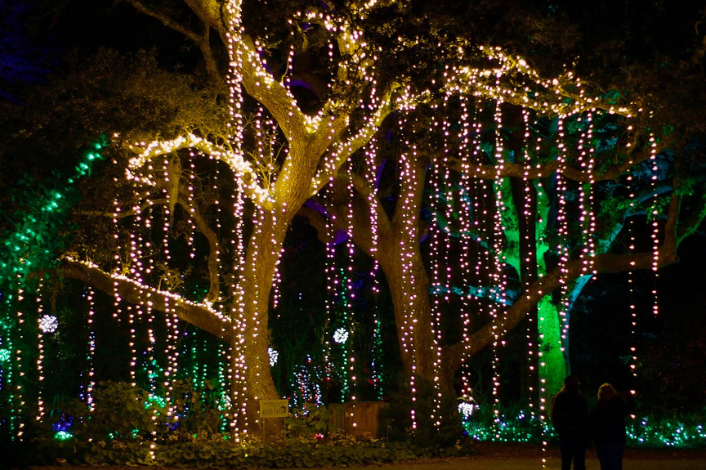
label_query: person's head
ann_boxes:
[597,383,617,401]
[563,375,580,391]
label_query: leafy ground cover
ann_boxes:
[22,443,706,470]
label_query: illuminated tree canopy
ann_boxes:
[2,0,706,442]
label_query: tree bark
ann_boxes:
[230,208,290,437]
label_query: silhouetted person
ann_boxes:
[551,375,589,470]
[590,383,635,470]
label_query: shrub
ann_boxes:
[286,403,332,440]
[378,376,466,449]
[51,381,169,442]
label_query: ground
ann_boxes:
[366,442,706,470]
[24,442,706,470]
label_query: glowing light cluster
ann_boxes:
[267,347,279,366]
[333,328,349,344]
[38,314,57,334]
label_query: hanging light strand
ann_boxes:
[457,95,475,401]
[35,281,45,421]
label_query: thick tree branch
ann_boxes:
[298,171,393,256]
[240,36,311,147]
[449,50,634,116]
[61,258,231,341]
[311,91,396,193]
[297,206,332,244]
[125,0,200,41]
[462,221,679,361]
[153,0,310,146]
[450,144,661,183]
[677,190,706,244]
[126,133,274,209]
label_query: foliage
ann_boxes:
[378,377,465,449]
[462,403,548,444]
[22,438,428,468]
[49,380,229,444]
[4,380,474,468]
[55,381,170,442]
[0,48,225,183]
[627,410,706,448]
[286,403,332,439]
[168,378,225,440]
[10,407,444,468]
[462,402,706,449]
[0,136,106,288]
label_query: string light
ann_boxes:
[364,136,383,398]
[36,282,45,420]
[16,283,25,439]
[521,106,537,424]
[457,95,475,404]
[649,132,660,316]
[490,98,510,439]
[345,161,357,403]
[87,288,96,410]
[396,124,420,431]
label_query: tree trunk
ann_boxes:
[230,207,292,438]
[377,241,438,388]
[537,296,567,397]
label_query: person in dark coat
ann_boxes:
[590,383,635,470]
[551,375,589,470]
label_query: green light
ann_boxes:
[0,348,10,362]
[146,395,166,408]
[0,135,108,287]
[463,412,706,448]
[54,431,73,441]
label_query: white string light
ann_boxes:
[35,281,45,420]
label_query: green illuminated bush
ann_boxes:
[626,411,706,448]
[461,403,549,444]
[461,403,706,449]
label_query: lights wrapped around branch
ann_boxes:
[127,134,274,208]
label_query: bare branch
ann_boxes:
[240,35,311,147]
[76,198,170,219]
[124,0,222,83]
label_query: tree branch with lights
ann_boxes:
[61,258,232,341]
